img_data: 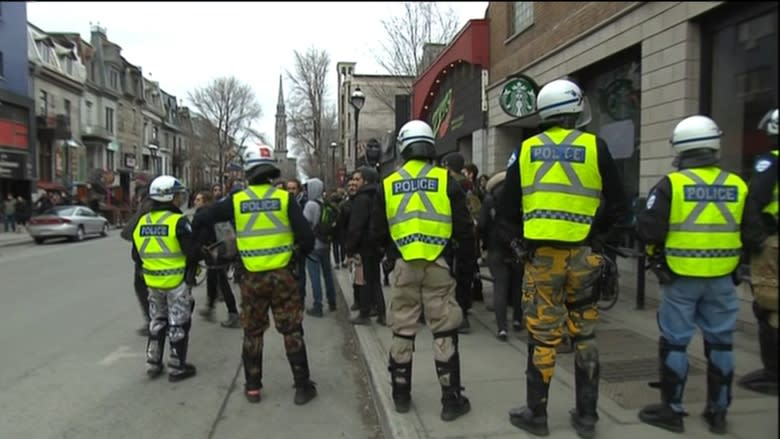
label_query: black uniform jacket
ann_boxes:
[191,187,315,258]
[746,150,778,235]
[497,130,630,246]
[369,164,475,263]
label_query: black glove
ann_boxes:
[382,257,396,274]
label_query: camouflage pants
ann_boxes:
[751,234,778,328]
[240,268,305,388]
[522,246,602,384]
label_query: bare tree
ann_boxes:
[370,2,461,110]
[188,76,262,186]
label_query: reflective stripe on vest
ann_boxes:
[520,128,602,242]
[664,167,747,277]
[762,150,778,219]
[233,185,294,272]
[384,160,452,262]
[132,211,186,289]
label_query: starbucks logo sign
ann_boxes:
[499,76,538,118]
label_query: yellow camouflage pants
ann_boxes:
[522,246,603,384]
[389,257,463,363]
[751,234,778,328]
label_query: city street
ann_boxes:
[0,233,382,439]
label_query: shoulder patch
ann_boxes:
[646,193,657,210]
[507,150,518,168]
[755,159,772,173]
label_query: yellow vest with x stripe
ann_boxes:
[132,211,186,289]
[519,127,602,242]
[233,184,294,272]
[665,167,747,277]
[384,159,452,262]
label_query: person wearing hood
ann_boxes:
[192,144,318,405]
[346,166,385,326]
[302,177,338,317]
[132,175,201,382]
[636,115,766,434]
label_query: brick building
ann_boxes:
[484,1,778,328]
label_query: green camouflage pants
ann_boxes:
[522,245,602,384]
[240,268,305,388]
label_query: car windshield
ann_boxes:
[43,206,78,217]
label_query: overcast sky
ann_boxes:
[27,1,487,149]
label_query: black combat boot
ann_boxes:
[436,352,471,422]
[509,346,550,436]
[738,304,778,395]
[702,341,733,435]
[389,357,413,413]
[168,337,197,382]
[288,348,317,405]
[145,327,167,379]
[639,338,686,433]
[570,355,600,439]
[243,348,263,403]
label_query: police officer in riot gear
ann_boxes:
[132,175,201,382]
[498,78,629,438]
[192,144,317,405]
[637,115,766,434]
[370,120,475,421]
[738,108,779,396]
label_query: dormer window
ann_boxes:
[110,69,120,90]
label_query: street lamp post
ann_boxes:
[330,141,337,188]
[350,87,365,170]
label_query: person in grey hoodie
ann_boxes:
[302,178,337,317]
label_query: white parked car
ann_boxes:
[27,205,110,244]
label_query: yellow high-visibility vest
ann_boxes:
[665,167,747,277]
[133,211,186,289]
[519,127,602,242]
[384,159,452,261]
[233,184,294,272]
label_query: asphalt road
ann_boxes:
[0,233,382,439]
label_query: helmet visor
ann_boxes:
[575,96,593,128]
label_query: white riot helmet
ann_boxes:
[758,108,778,136]
[670,115,722,154]
[536,78,592,127]
[148,175,187,203]
[243,143,280,180]
[397,120,436,161]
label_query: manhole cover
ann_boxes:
[601,357,705,383]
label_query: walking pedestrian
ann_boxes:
[193,190,240,328]
[4,194,16,233]
[132,175,200,382]
[192,144,318,405]
[371,120,474,421]
[636,115,766,434]
[739,108,779,396]
[302,178,338,317]
[498,79,629,438]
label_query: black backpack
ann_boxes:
[313,200,340,243]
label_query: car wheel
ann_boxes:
[34,237,45,245]
[75,226,85,242]
[101,223,109,237]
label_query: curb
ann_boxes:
[0,238,32,248]
[334,270,427,439]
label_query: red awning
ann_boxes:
[36,181,66,192]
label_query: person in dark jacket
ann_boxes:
[340,175,360,310]
[478,171,523,341]
[330,189,347,270]
[193,190,240,328]
[346,166,385,326]
[122,181,154,336]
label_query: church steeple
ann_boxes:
[274,75,292,180]
[276,75,285,113]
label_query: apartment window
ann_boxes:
[117,104,124,131]
[107,149,115,170]
[152,126,158,141]
[65,57,73,75]
[164,132,169,148]
[86,101,93,125]
[39,90,48,116]
[511,2,534,36]
[143,154,150,170]
[64,99,71,126]
[143,120,149,144]
[110,69,119,90]
[105,107,114,133]
[38,43,50,63]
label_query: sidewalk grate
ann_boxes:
[601,357,705,383]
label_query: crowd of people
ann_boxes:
[120,77,778,438]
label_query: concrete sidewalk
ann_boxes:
[333,267,778,439]
[0,230,32,248]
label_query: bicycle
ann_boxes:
[194,241,237,287]
[593,243,635,311]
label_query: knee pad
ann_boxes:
[433,329,459,362]
[391,333,416,363]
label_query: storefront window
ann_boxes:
[703,3,778,180]
[573,46,642,202]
